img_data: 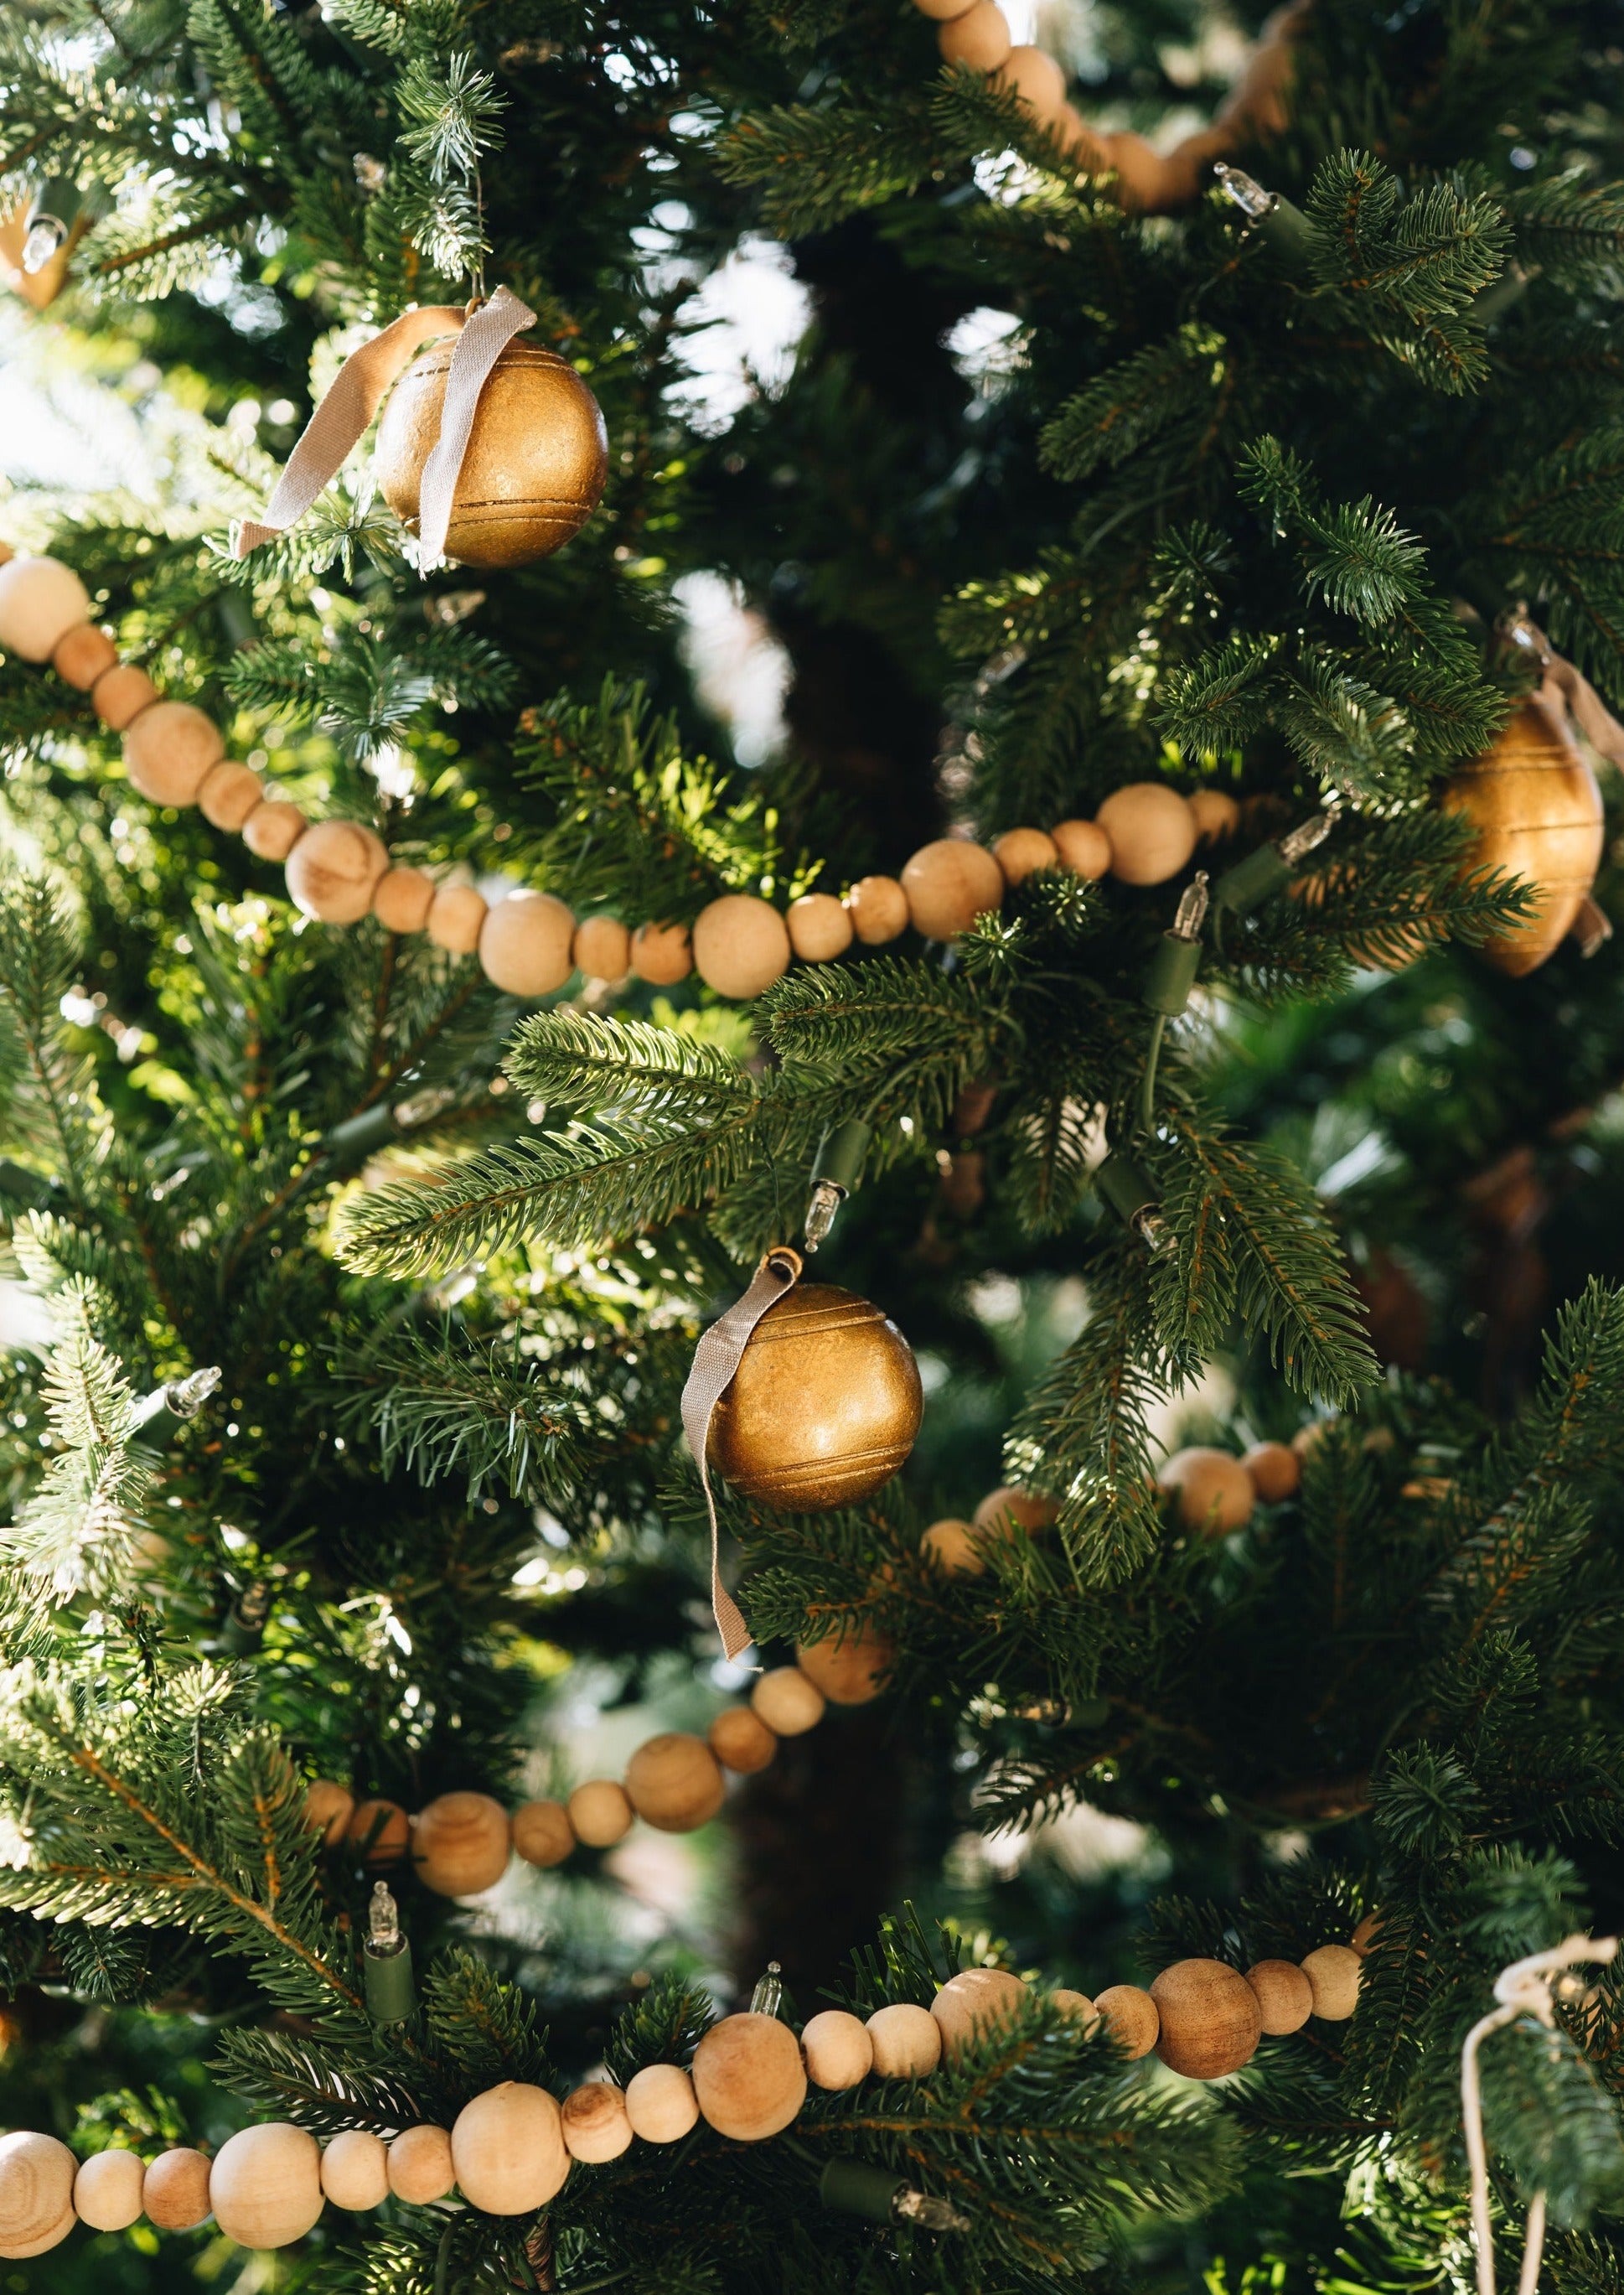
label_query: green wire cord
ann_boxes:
[1140,1011,1168,1138]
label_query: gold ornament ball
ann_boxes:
[801,2008,873,2090]
[1300,1944,1362,2020]
[242,796,307,861]
[921,1517,985,1576]
[387,2126,454,2204]
[74,2148,144,2233]
[866,2001,942,2078]
[1150,1959,1262,2080]
[53,622,117,691]
[427,880,487,953]
[574,914,631,980]
[451,2081,570,2214]
[1094,1983,1159,2059]
[287,820,389,925]
[1096,784,1197,886]
[787,891,853,961]
[209,2123,324,2250]
[561,2082,633,2163]
[0,557,90,662]
[795,1626,894,1706]
[750,1666,825,1735]
[1051,1987,1094,2023]
[479,888,576,997]
[932,1966,1030,2057]
[1241,1441,1301,1503]
[624,2064,699,2143]
[846,875,909,943]
[124,701,225,808]
[375,338,608,569]
[1441,701,1605,975]
[92,663,158,730]
[624,1732,727,1832]
[975,1484,1058,1535]
[692,894,792,998]
[709,1705,778,1774]
[1188,789,1241,843]
[567,1778,634,1847]
[993,826,1059,884]
[373,866,437,935]
[692,2012,807,2142]
[321,2129,390,2212]
[1159,1448,1254,1536]
[347,1797,410,1863]
[199,761,264,831]
[0,2132,76,2259]
[1245,1960,1313,2035]
[142,2148,214,2230]
[1051,818,1112,879]
[997,44,1068,124]
[631,920,691,984]
[303,1779,354,1847]
[710,1282,923,1510]
[940,0,1011,68]
[901,838,1006,939]
[512,1799,577,1868]
[411,1790,512,1896]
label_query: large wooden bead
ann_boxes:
[1440,700,1605,974]
[692,2013,807,2141]
[997,44,1068,124]
[198,761,264,831]
[708,1705,778,1774]
[922,1517,985,1576]
[479,888,576,996]
[993,827,1058,884]
[0,2132,77,2258]
[303,1779,354,1847]
[321,2128,389,2210]
[631,920,691,983]
[751,1667,825,1735]
[451,2082,570,2214]
[1051,1987,1095,2023]
[1242,1441,1301,1502]
[624,1732,726,1831]
[375,338,608,569]
[866,2002,942,2078]
[512,1798,576,1867]
[386,2125,454,2204]
[1245,1960,1314,2035]
[624,2064,698,2142]
[1158,1448,1254,1536]
[124,701,225,807]
[92,664,158,729]
[574,914,631,979]
[1189,789,1241,843]
[901,838,1005,939]
[53,622,117,691]
[693,894,791,998]
[1051,819,1112,878]
[347,1797,410,1863]
[932,1966,1029,2056]
[802,2008,873,2090]
[1096,785,1197,885]
[709,1283,923,1509]
[1094,1984,1159,2059]
[74,2147,144,2231]
[0,557,90,661]
[427,881,488,954]
[209,2123,323,2249]
[1301,1944,1362,2020]
[561,2083,633,2163]
[795,1627,893,1706]
[974,1485,1058,1534]
[241,795,307,860]
[846,875,909,943]
[373,866,436,935]
[1150,1960,1262,2079]
[939,0,1011,68]
[411,1790,512,1896]
[287,820,389,925]
[142,2147,214,2230]
[567,1779,634,1847]
[787,892,853,961]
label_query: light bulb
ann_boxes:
[22,219,66,275]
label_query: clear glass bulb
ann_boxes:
[22,219,66,275]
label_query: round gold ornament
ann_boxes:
[709,1283,923,1509]
[1440,701,1604,975]
[375,338,608,570]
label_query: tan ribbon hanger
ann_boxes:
[1500,609,1624,769]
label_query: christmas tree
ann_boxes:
[3,0,1624,2287]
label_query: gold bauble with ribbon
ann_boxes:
[1441,698,1604,976]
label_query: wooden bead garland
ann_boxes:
[1150,1960,1262,2079]
[208,2123,324,2249]
[73,2148,145,2232]
[801,2008,874,2090]
[387,2124,455,2204]
[561,2082,634,2163]
[866,2001,943,2077]
[1156,1435,1313,1537]
[931,1966,1030,2055]
[1245,1958,1314,2034]
[0,556,91,661]
[141,2147,213,2230]
[320,2128,390,2210]
[624,2063,699,2142]
[0,2132,77,2257]
[411,1790,513,1894]
[623,1732,727,1831]
[451,2082,571,2215]
[691,2012,808,2141]
[1094,1984,1160,2059]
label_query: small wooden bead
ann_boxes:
[1150,1960,1262,2080]
[451,2082,570,2214]
[91,664,158,730]
[1245,1960,1314,2035]
[802,2008,873,2090]
[1050,819,1112,878]
[73,2147,145,2232]
[1300,1944,1362,2020]
[1189,789,1241,843]
[124,700,225,807]
[1095,784,1197,886]
[629,920,691,983]
[142,2147,214,2230]
[932,1966,1029,2057]
[373,866,436,935]
[846,875,909,943]
[624,1732,726,1831]
[913,0,978,18]
[787,891,854,961]
[1351,1913,1383,1958]
[692,2012,807,2141]
[287,820,389,925]
[574,914,631,979]
[479,888,576,997]
[939,0,1011,68]
[1293,1419,1335,1458]
[0,557,91,661]
[346,1797,410,1863]
[1159,1448,1255,1536]
[1056,104,1110,165]
[866,2001,942,2078]
[624,2063,699,2143]
[241,795,308,861]
[386,2125,453,2204]
[974,1485,1058,1534]
[708,1706,778,1774]
[411,1790,512,1896]
[1051,1987,1094,2023]
[1103,129,1174,214]
[1242,1441,1301,1503]
[795,1628,893,1707]
[209,2122,323,2249]
[561,2082,633,2163]
[692,894,792,998]
[198,761,264,831]
[997,44,1068,123]
[512,1799,576,1868]
[751,1666,825,1736]
[53,622,117,691]
[993,827,1058,884]
[567,1779,634,1847]
[426,880,488,954]
[901,838,1005,940]
[1094,1984,1159,2059]
[320,2128,389,2211]
[303,1780,354,1848]
[921,1517,985,1576]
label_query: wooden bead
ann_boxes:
[1242,1441,1301,1502]
[567,1779,634,1847]
[142,2147,214,2230]
[1351,1913,1383,1958]
[692,2012,807,2141]
[574,914,631,979]
[321,2128,389,2210]
[901,838,1005,939]
[921,1517,985,1576]
[0,557,90,661]
[1103,129,1175,214]
[386,2125,453,2204]
[795,1627,893,1706]
[91,664,158,729]
[209,2123,323,2249]
[1095,784,1197,885]
[479,888,576,996]
[786,891,853,961]
[73,2147,145,2231]
[693,894,791,998]
[426,880,488,953]
[1051,1987,1094,2023]
[1159,1448,1254,1536]
[1440,700,1605,974]
[802,2008,874,2090]
[303,1780,354,1847]
[624,2063,698,2142]
[997,45,1068,124]
[631,919,691,983]
[1050,819,1112,879]
[993,827,1058,884]
[1300,1944,1362,2020]
[866,2001,942,2078]
[1150,1960,1262,2079]
[1188,789,1241,843]
[198,761,263,831]
[1293,1419,1334,1458]
[124,701,225,807]
[846,875,909,943]
[708,1706,778,1774]
[53,622,117,691]
[1094,1984,1159,2059]
[750,1666,825,1736]
[624,1732,726,1831]
[512,1798,576,1868]
[346,1797,409,1863]
[1245,1960,1314,2035]
[450,2082,570,2214]
[1055,104,1109,164]
[287,820,389,925]
[411,1790,512,1896]
[241,795,307,861]
[939,0,1011,68]
[932,1966,1030,2057]
[913,0,978,18]
[561,2082,633,2163]
[373,866,436,935]
[974,1484,1058,1533]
